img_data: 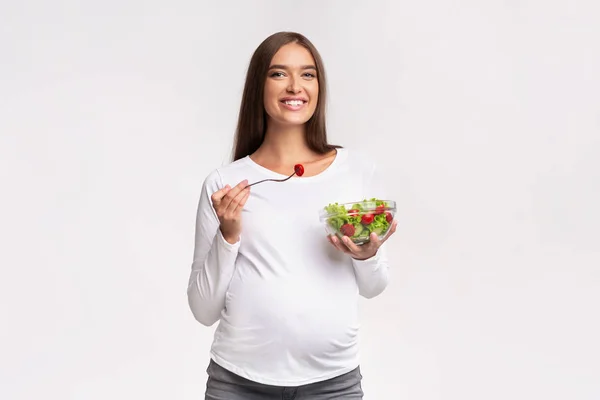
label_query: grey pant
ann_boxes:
[205,359,364,400]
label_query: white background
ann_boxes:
[1,1,599,399]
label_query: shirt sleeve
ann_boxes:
[187,169,240,326]
[351,157,392,299]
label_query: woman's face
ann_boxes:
[263,43,319,129]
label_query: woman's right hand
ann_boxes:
[210,179,250,244]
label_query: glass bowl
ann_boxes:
[319,199,397,245]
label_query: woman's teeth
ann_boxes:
[284,100,304,106]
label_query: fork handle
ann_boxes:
[247,172,296,187]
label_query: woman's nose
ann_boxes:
[287,78,301,93]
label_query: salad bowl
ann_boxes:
[319,198,396,245]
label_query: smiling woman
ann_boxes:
[231,32,336,164]
[187,31,397,400]
[263,46,319,126]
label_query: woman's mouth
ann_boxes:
[280,98,307,111]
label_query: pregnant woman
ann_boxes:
[187,31,397,400]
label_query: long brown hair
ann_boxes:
[232,31,340,161]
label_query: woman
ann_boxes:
[187,31,397,400]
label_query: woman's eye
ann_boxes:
[303,72,316,78]
[270,71,285,77]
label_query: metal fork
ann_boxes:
[246,170,298,187]
[246,164,304,187]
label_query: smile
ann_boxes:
[283,100,305,106]
[280,98,308,110]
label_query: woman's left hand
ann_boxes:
[327,220,398,260]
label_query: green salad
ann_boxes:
[324,198,394,243]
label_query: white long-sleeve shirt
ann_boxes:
[187,147,392,386]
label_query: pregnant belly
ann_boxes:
[222,277,359,359]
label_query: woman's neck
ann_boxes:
[253,124,316,166]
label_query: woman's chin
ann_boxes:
[270,114,314,127]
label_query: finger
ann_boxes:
[327,235,336,247]
[210,185,231,205]
[232,187,251,214]
[368,232,382,247]
[220,179,248,210]
[225,179,249,200]
[327,234,342,250]
[226,185,250,214]
[330,235,351,254]
[341,235,365,254]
